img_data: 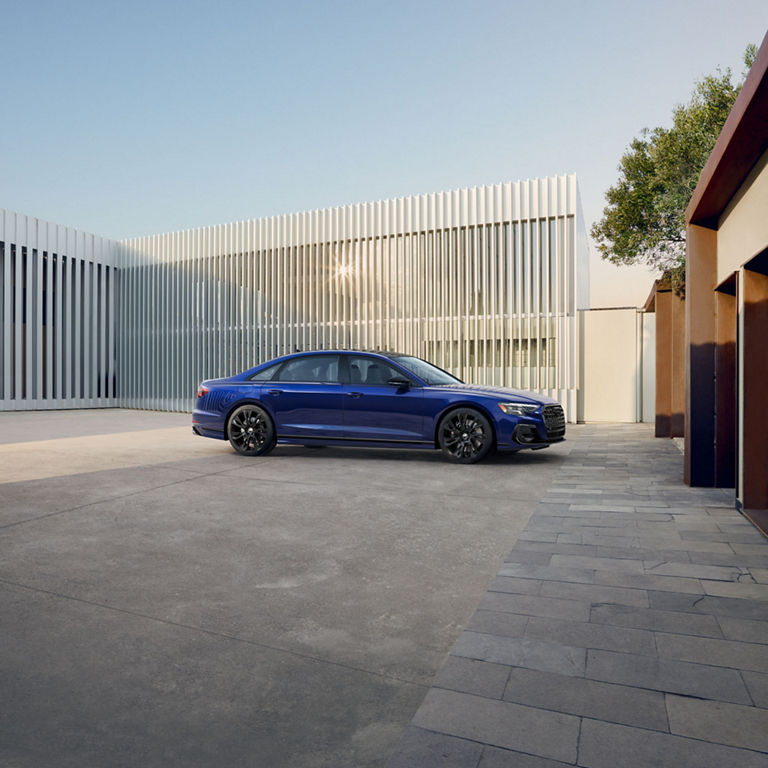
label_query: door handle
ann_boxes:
[347,392,363,398]
[267,389,283,396]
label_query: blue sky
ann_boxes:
[2,0,766,305]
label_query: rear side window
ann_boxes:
[248,363,281,381]
[275,355,340,383]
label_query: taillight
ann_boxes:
[197,385,209,398]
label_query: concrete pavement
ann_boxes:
[0,409,571,767]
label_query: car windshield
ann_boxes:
[390,356,462,385]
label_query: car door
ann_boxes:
[261,354,344,438]
[341,354,425,442]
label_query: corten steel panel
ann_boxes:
[685,224,718,487]
[714,289,736,488]
[741,267,768,513]
[654,288,686,438]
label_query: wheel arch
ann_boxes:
[433,402,498,449]
[224,398,275,439]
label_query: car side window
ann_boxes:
[274,355,340,383]
[248,363,281,381]
[347,356,408,386]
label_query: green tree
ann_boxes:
[592,45,757,294]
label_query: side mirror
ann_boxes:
[387,377,411,389]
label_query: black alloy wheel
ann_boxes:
[438,408,494,464]
[228,404,276,456]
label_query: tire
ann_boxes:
[227,404,276,457]
[437,408,494,464]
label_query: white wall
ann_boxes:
[578,308,654,423]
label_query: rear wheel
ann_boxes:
[228,404,275,457]
[438,408,494,464]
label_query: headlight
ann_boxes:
[498,402,539,416]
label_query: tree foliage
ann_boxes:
[591,47,756,294]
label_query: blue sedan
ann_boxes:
[192,350,565,463]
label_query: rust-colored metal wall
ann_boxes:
[647,284,685,438]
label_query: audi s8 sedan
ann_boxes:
[193,350,565,463]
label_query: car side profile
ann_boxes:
[193,350,565,463]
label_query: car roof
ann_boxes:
[274,349,408,358]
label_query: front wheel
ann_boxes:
[228,404,276,457]
[438,408,494,464]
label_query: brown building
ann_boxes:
[644,281,685,439]
[685,31,768,534]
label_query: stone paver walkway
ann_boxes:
[387,424,768,767]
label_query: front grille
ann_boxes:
[542,404,565,438]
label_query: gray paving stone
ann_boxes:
[452,631,585,677]
[596,545,691,563]
[655,633,768,673]
[568,504,646,513]
[525,518,573,531]
[586,649,751,703]
[511,542,598,556]
[651,539,737,554]
[649,591,768,621]
[549,554,645,573]
[667,519,722,531]
[498,563,595,584]
[701,580,768,600]
[466,610,528,639]
[536,507,602,518]
[681,530,767,543]
[590,603,723,637]
[572,519,642,530]
[718,616,768,644]
[742,671,768,707]
[525,616,656,655]
[480,592,590,622]
[434,656,511,700]
[385,726,482,768]
[488,576,543,596]
[579,718,768,768]
[536,501,571,509]
[540,580,649,608]
[666,694,768,752]
[503,550,553,566]
[546,488,603,497]
[643,561,746,580]
[731,543,768,556]
[517,531,559,543]
[477,745,573,768]
[751,568,768,583]
[411,689,580,764]
[689,550,768,568]
[593,569,704,594]
[503,666,667,730]
[619,512,675,523]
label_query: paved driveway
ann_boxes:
[0,409,571,767]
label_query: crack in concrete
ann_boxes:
[0,576,430,691]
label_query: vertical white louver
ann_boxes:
[1,175,588,418]
[0,210,118,410]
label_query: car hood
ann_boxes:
[430,383,560,405]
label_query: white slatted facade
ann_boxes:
[120,175,588,416]
[0,210,118,410]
